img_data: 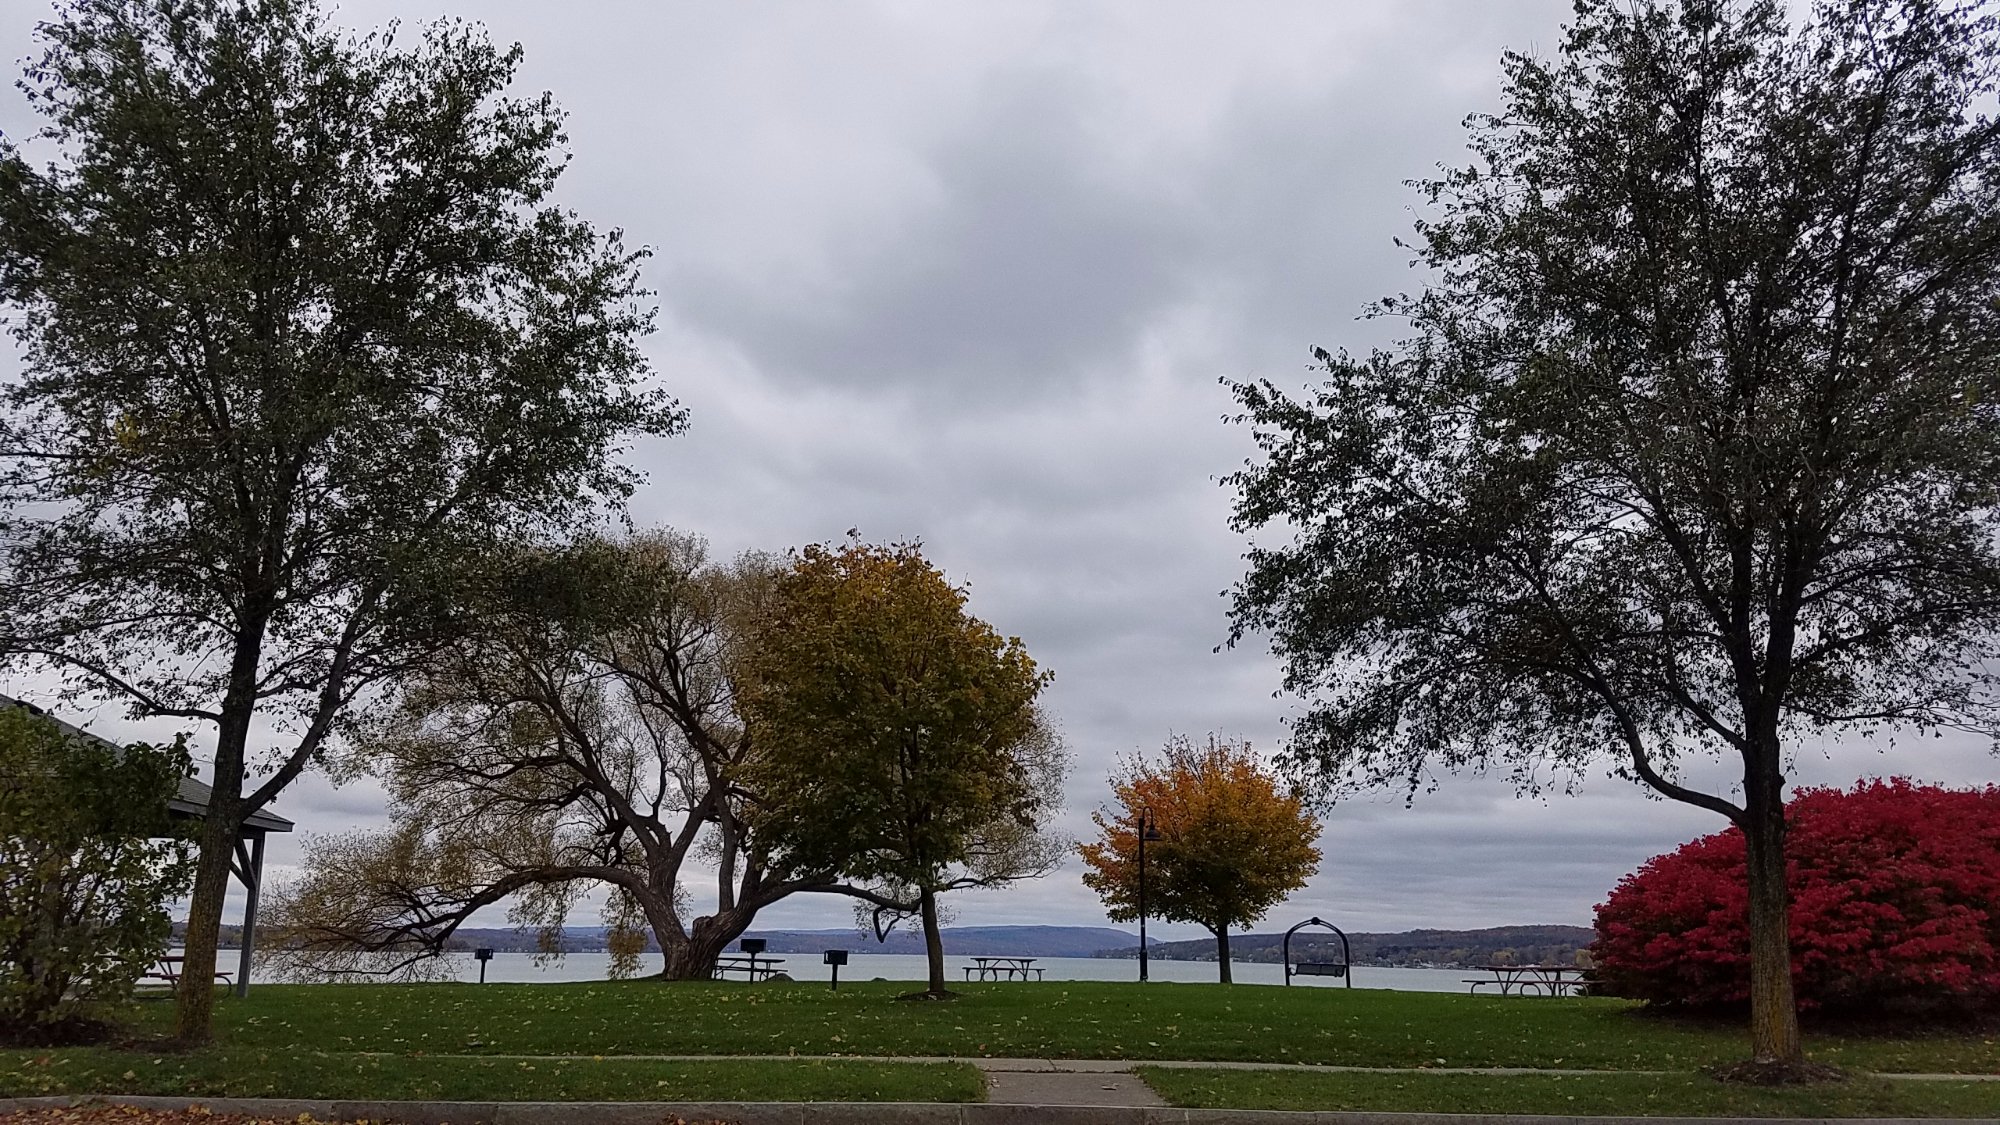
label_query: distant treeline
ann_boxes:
[1094,925,1597,969]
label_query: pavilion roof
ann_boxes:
[0,692,295,835]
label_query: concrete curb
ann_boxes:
[0,1096,1979,1125]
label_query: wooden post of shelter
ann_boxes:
[228,826,270,997]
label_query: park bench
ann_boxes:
[1281,917,1355,988]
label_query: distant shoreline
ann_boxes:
[186,921,1594,971]
[1091,924,1595,969]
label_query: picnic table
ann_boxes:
[712,953,786,981]
[963,956,1042,982]
[140,955,232,988]
[1464,964,1591,997]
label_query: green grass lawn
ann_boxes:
[0,1048,982,1103]
[1137,1067,2000,1119]
[114,980,1998,1074]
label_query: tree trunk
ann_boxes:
[29,853,71,1020]
[921,887,946,995]
[658,936,698,980]
[715,807,739,915]
[174,817,236,1040]
[676,910,755,981]
[663,928,731,981]
[1213,926,1232,984]
[1742,793,1802,1064]
[175,643,260,1043]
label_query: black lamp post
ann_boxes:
[1136,809,1164,983]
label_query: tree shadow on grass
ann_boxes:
[0,1016,116,1049]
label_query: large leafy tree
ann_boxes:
[0,702,192,1039]
[1079,734,1321,983]
[0,0,681,1040]
[739,540,1066,999]
[266,533,913,982]
[1226,0,2000,1070]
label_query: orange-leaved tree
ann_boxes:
[1079,734,1320,982]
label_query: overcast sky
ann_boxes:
[2,0,1993,949]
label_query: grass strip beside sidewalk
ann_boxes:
[0,1049,984,1104]
[1136,1066,2000,1118]
[120,982,2000,1075]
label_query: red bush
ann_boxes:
[1591,779,2000,1010]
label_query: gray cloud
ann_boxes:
[672,74,1199,399]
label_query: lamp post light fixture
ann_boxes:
[1136,809,1165,983]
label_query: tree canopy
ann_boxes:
[265,532,917,982]
[1079,734,1320,983]
[739,540,1065,998]
[0,0,680,1039]
[1225,0,2000,1068]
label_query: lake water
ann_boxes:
[245,951,1471,992]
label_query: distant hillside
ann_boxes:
[1095,925,1596,969]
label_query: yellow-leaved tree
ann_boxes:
[1080,734,1320,982]
[739,539,1066,999]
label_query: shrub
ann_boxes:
[1592,779,2000,1012]
[0,705,194,1036]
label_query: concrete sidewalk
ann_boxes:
[977,1057,1165,1107]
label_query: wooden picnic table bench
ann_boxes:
[963,956,1042,982]
[1464,964,1591,997]
[712,953,786,981]
[139,955,232,988]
